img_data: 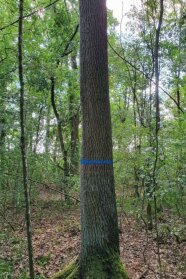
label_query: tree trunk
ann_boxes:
[154,0,164,133]
[0,117,6,147]
[33,105,44,153]
[69,55,79,174]
[79,0,127,277]
[45,105,51,154]
[50,1,128,278]
[50,77,70,203]
[18,0,34,278]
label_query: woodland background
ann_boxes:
[0,0,186,278]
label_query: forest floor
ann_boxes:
[0,203,186,279]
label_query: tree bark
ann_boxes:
[69,55,79,174]
[18,0,34,278]
[50,77,69,202]
[154,0,164,132]
[79,0,127,277]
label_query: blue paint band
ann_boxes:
[80,159,113,165]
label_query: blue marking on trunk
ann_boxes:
[80,159,113,165]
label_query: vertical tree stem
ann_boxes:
[153,0,164,276]
[154,0,164,132]
[18,0,35,278]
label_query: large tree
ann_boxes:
[51,0,127,278]
[79,0,127,278]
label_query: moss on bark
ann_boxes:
[81,253,128,279]
[50,254,128,279]
[50,259,79,279]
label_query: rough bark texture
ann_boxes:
[50,255,127,279]
[50,1,128,277]
[79,0,127,278]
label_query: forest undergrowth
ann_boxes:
[0,196,186,279]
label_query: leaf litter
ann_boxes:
[0,207,185,279]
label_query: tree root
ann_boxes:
[50,259,79,279]
[50,254,128,279]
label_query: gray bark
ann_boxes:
[79,0,120,276]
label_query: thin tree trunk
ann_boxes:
[45,105,51,154]
[33,105,44,153]
[50,77,69,202]
[69,55,79,174]
[133,84,140,198]
[152,1,164,273]
[0,117,6,147]
[18,0,34,278]
[146,80,153,230]
[154,0,164,132]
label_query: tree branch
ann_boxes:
[0,0,61,31]
[108,41,184,113]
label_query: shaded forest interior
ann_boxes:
[0,0,186,278]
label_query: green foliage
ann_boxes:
[18,272,45,279]
[0,259,13,279]
[36,254,51,267]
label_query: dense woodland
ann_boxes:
[0,0,186,278]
